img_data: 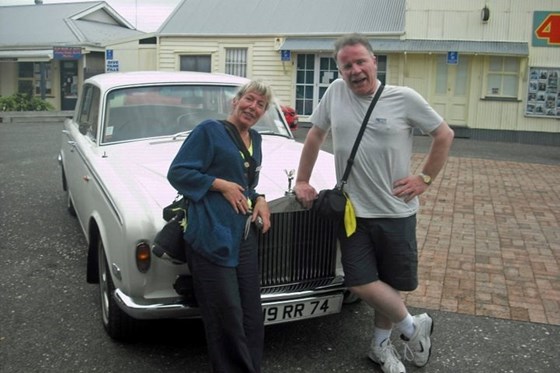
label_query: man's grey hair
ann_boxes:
[333,33,375,60]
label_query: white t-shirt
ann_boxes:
[310,79,443,218]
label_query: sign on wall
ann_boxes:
[532,11,560,47]
[106,60,119,72]
[526,67,560,118]
[447,51,458,65]
[53,47,82,60]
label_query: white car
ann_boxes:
[59,71,350,341]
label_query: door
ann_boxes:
[431,55,470,125]
[61,84,101,230]
[60,60,79,110]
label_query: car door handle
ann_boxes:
[67,140,77,151]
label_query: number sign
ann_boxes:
[533,11,560,47]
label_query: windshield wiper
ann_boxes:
[172,130,192,140]
[258,130,290,138]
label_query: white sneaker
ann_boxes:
[368,338,406,373]
[402,313,434,367]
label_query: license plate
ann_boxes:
[262,294,343,325]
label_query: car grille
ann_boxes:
[258,209,339,294]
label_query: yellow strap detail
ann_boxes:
[343,192,356,237]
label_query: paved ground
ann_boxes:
[1,120,557,372]
[408,146,560,326]
[294,124,560,327]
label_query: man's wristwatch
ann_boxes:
[419,172,432,185]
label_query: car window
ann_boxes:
[101,84,290,144]
[77,85,100,141]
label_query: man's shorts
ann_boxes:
[338,215,418,291]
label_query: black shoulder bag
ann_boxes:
[152,194,189,264]
[312,84,384,221]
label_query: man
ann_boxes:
[294,34,454,373]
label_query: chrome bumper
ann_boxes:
[114,278,345,322]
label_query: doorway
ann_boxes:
[431,55,470,125]
[60,60,78,110]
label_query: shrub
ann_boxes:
[0,93,55,112]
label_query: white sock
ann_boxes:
[373,327,392,347]
[395,313,415,339]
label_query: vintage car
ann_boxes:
[59,71,349,341]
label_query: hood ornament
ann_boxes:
[284,169,295,195]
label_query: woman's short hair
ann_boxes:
[235,80,273,110]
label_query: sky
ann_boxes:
[0,0,182,31]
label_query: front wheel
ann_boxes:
[98,239,139,341]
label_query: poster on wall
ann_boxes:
[526,67,560,118]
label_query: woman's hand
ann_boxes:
[211,178,248,214]
[252,196,271,233]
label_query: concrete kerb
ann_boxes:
[0,110,74,123]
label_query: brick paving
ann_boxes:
[405,154,560,325]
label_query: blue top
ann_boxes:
[167,119,263,267]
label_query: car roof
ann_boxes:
[85,71,250,90]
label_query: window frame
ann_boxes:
[225,47,248,77]
[179,54,212,73]
[482,56,522,100]
[17,62,53,97]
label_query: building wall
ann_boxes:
[406,0,560,134]
[106,40,157,72]
[0,63,17,96]
[157,37,295,106]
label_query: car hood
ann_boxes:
[101,135,335,214]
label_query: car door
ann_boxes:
[62,84,101,232]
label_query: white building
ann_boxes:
[2,0,559,145]
[154,0,560,145]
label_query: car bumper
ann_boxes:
[114,279,346,324]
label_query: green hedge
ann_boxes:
[0,93,55,112]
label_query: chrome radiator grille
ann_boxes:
[258,209,339,294]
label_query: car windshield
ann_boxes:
[101,84,290,144]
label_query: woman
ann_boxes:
[167,80,272,373]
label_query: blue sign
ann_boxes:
[106,49,113,60]
[447,51,458,65]
[281,50,291,61]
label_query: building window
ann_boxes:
[180,55,211,72]
[485,56,520,98]
[295,54,387,116]
[376,55,387,85]
[225,48,247,77]
[18,62,52,97]
[295,54,316,116]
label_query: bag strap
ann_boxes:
[338,84,384,189]
[220,120,257,187]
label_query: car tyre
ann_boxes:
[67,193,77,217]
[61,168,76,216]
[98,239,139,341]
